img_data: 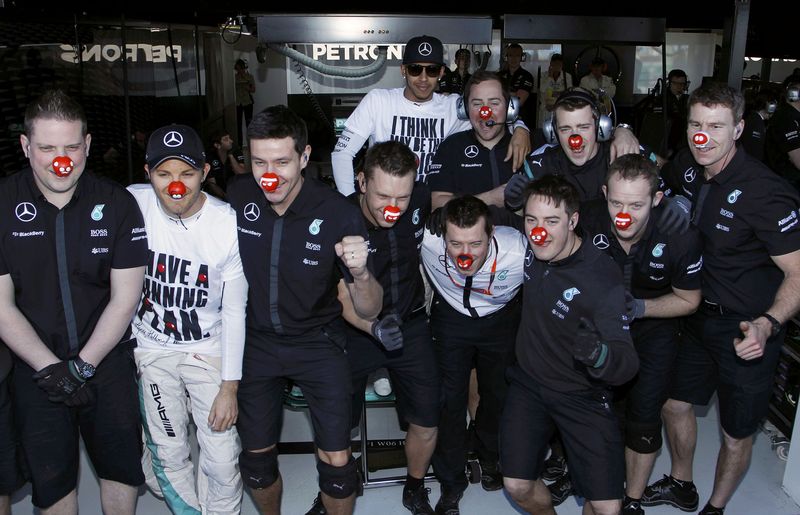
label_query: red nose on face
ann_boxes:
[167,181,186,199]
[260,172,279,192]
[52,156,74,177]
[456,254,474,270]
[693,132,710,147]
[530,226,548,245]
[479,106,493,120]
[383,205,401,222]
[568,135,583,150]
[614,212,632,230]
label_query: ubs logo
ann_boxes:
[15,202,36,222]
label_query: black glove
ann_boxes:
[64,383,95,407]
[371,314,404,351]
[504,173,532,211]
[426,206,447,238]
[658,195,691,236]
[573,317,608,368]
[624,292,646,321]
[32,360,85,402]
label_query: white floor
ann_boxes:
[9,400,800,514]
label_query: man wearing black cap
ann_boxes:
[0,89,148,513]
[130,124,247,514]
[331,34,532,196]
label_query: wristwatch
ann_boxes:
[72,356,96,380]
[614,123,634,132]
[759,313,782,338]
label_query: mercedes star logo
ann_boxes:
[464,145,479,159]
[524,249,533,268]
[243,202,260,222]
[593,233,610,250]
[684,167,696,183]
[163,131,183,148]
[418,42,432,56]
[15,202,37,222]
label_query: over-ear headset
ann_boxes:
[766,101,778,114]
[787,86,800,103]
[503,43,526,63]
[455,94,520,123]
[542,87,613,145]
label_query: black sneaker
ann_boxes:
[403,485,435,515]
[434,488,463,515]
[641,475,699,512]
[541,455,567,481]
[548,474,574,506]
[622,497,645,515]
[305,492,327,515]
[698,502,725,515]
[479,462,503,492]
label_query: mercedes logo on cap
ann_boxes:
[593,233,610,250]
[418,42,432,56]
[163,131,183,148]
[15,202,37,222]
[243,203,260,222]
[464,145,479,159]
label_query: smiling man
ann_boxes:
[227,105,382,515]
[0,90,148,514]
[420,195,527,514]
[500,174,638,515]
[648,82,800,515]
[128,124,247,515]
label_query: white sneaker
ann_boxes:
[372,368,392,396]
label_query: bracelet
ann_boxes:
[614,123,633,132]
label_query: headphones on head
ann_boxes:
[503,44,526,63]
[766,101,778,114]
[787,86,800,103]
[455,93,520,123]
[542,88,613,145]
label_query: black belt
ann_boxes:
[701,298,742,317]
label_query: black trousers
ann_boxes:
[429,294,521,492]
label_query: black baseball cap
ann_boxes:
[145,124,205,170]
[403,35,444,65]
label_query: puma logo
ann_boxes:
[249,476,263,484]
[641,436,654,444]
[532,159,543,167]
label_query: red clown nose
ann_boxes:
[456,254,474,270]
[52,156,74,177]
[614,212,632,230]
[479,106,492,120]
[260,172,279,192]
[692,131,710,148]
[167,181,186,199]
[383,205,401,222]
[568,135,583,150]
[530,226,548,245]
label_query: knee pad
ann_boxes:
[239,448,279,489]
[625,419,663,454]
[317,457,358,499]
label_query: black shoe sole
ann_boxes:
[640,498,699,512]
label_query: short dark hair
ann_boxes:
[24,89,87,137]
[523,175,580,217]
[688,82,745,123]
[444,195,493,238]
[455,48,470,60]
[606,154,660,197]
[553,87,599,127]
[506,43,523,53]
[464,70,509,106]
[550,53,563,63]
[363,141,416,181]
[247,105,308,155]
[591,57,605,67]
[235,58,247,69]
[209,129,230,147]
[667,69,688,82]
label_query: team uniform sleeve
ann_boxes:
[111,188,149,269]
[426,137,458,192]
[749,180,800,256]
[331,90,379,196]
[586,280,639,385]
[668,227,703,291]
[772,117,800,154]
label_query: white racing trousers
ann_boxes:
[136,349,242,515]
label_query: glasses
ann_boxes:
[406,64,442,77]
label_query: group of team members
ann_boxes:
[0,33,798,515]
